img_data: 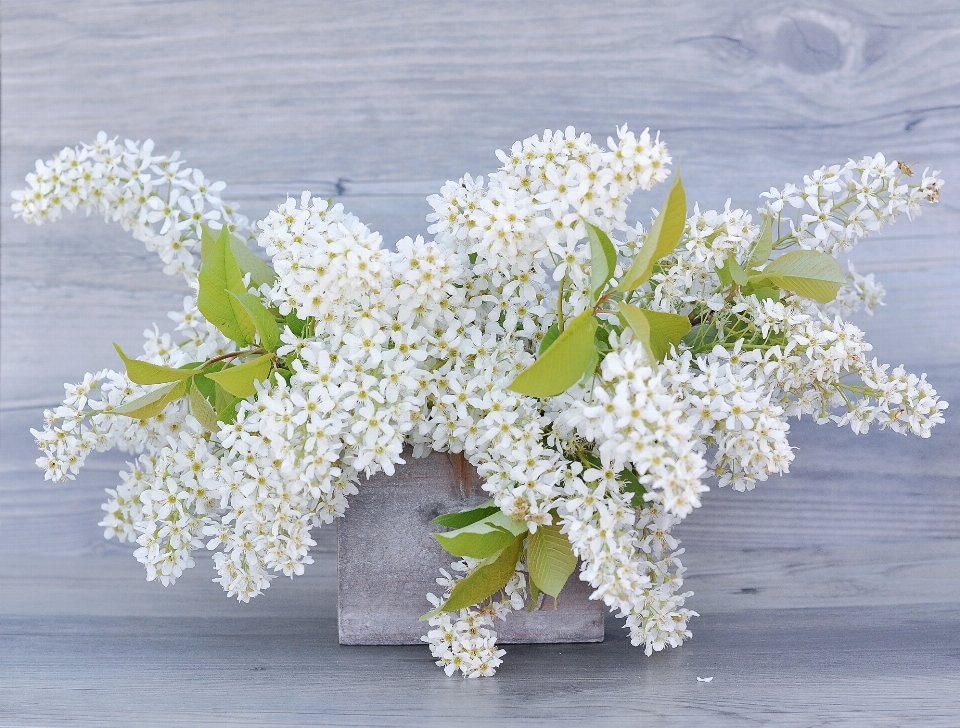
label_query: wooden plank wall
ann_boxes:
[2,2,959,725]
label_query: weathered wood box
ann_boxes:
[337,450,605,645]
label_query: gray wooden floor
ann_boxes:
[2,2,959,726]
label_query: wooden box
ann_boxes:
[337,450,605,645]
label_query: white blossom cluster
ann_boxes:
[16,129,948,678]
[11,132,250,284]
[427,125,670,312]
[824,262,886,319]
[29,311,236,485]
[759,154,942,257]
[422,559,527,677]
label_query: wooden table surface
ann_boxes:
[2,3,959,725]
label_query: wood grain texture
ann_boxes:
[2,1,960,724]
[2,544,960,727]
[4,1,960,402]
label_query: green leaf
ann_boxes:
[538,321,560,355]
[682,323,719,351]
[203,225,277,290]
[618,302,652,360]
[645,309,692,360]
[191,369,219,400]
[432,500,499,529]
[286,311,307,337]
[198,226,252,345]
[718,253,749,289]
[528,577,542,612]
[228,292,281,351]
[579,346,600,387]
[437,537,524,613]
[201,225,218,263]
[619,468,646,507]
[526,524,578,599]
[113,344,195,385]
[419,606,443,622]
[507,311,598,398]
[618,303,691,362]
[581,452,602,469]
[594,320,614,354]
[715,260,733,288]
[742,284,781,303]
[229,238,277,289]
[586,223,617,299]
[727,255,748,286]
[110,380,188,419]
[748,216,774,269]
[434,510,528,560]
[228,295,258,347]
[214,384,241,424]
[189,380,220,431]
[616,171,687,292]
[205,354,274,398]
[750,250,845,304]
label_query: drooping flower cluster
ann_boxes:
[11,132,250,284]
[759,154,942,257]
[16,128,947,678]
[824,262,886,319]
[422,559,527,677]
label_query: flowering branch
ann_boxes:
[14,127,947,680]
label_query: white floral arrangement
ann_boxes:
[13,126,947,678]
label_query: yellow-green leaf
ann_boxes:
[727,255,748,286]
[113,344,195,385]
[507,311,598,398]
[438,537,524,613]
[528,578,542,611]
[229,238,277,289]
[538,321,560,355]
[586,223,617,299]
[432,500,498,529]
[205,354,274,398]
[198,226,251,345]
[228,292,281,351]
[110,380,188,419]
[202,226,276,289]
[526,524,577,599]
[618,303,691,362]
[434,510,528,559]
[641,308,691,361]
[189,380,220,431]
[228,295,257,348]
[750,250,845,304]
[214,383,241,424]
[579,345,600,387]
[619,301,652,361]
[748,216,774,269]
[200,225,218,263]
[617,172,687,292]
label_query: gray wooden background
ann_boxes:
[2,2,959,725]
